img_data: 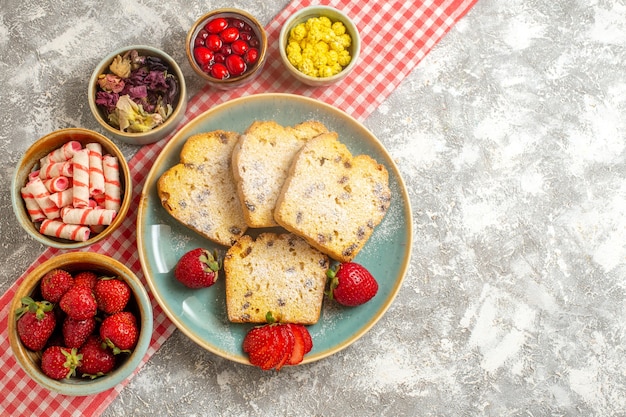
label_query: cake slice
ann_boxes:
[231,120,329,228]
[274,133,391,262]
[157,130,247,247]
[224,232,329,324]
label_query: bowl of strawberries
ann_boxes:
[8,252,153,396]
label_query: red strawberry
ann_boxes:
[326,262,378,306]
[62,316,96,348]
[73,271,98,289]
[41,346,81,380]
[174,248,221,288]
[40,269,74,303]
[285,324,313,366]
[242,313,303,371]
[59,285,97,320]
[94,277,131,314]
[274,325,295,371]
[77,335,116,378]
[100,311,138,354]
[15,297,57,351]
[243,325,282,370]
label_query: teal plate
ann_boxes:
[137,93,413,366]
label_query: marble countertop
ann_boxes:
[1,0,625,415]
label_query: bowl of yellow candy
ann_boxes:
[279,5,360,87]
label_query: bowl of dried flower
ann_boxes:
[88,45,187,146]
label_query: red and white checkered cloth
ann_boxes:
[0,0,476,415]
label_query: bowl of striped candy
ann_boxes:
[11,128,132,249]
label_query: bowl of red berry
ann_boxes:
[8,252,153,396]
[186,9,268,90]
[88,45,187,146]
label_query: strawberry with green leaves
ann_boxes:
[15,296,57,351]
[40,268,74,303]
[100,311,138,354]
[326,262,378,306]
[41,346,82,380]
[77,335,116,378]
[94,277,131,314]
[174,248,221,289]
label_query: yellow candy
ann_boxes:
[285,15,352,78]
[290,24,307,42]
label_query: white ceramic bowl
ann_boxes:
[279,5,361,87]
[88,45,187,145]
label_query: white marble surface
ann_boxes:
[2,0,626,416]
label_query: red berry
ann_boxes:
[230,18,246,30]
[326,262,378,306]
[73,271,98,289]
[174,248,221,289]
[197,28,209,40]
[94,277,131,314]
[285,323,312,365]
[243,325,282,370]
[205,17,228,34]
[100,311,139,354]
[77,335,116,377]
[242,317,309,371]
[220,27,239,43]
[193,46,214,67]
[41,346,81,380]
[194,37,205,48]
[40,269,74,303]
[239,31,253,42]
[244,48,259,65]
[231,39,249,56]
[220,44,233,56]
[274,324,295,371]
[211,63,229,79]
[205,34,222,51]
[62,316,96,349]
[15,297,57,351]
[60,285,98,320]
[225,54,246,76]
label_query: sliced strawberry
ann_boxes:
[260,327,285,370]
[247,342,274,369]
[243,326,278,370]
[299,325,313,354]
[285,324,312,365]
[274,325,295,371]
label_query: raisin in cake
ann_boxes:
[274,133,391,262]
[157,130,248,247]
[224,232,329,324]
[231,120,329,228]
